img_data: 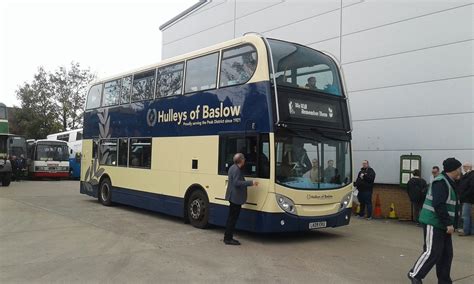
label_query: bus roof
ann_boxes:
[47,128,83,137]
[90,34,265,85]
[35,139,68,145]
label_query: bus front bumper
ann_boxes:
[32,171,69,178]
[236,207,352,233]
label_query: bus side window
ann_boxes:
[99,139,118,166]
[102,79,121,107]
[184,52,219,93]
[219,45,257,88]
[156,62,184,97]
[132,70,155,102]
[121,76,132,104]
[92,139,99,159]
[86,84,103,110]
[76,131,82,141]
[118,138,128,167]
[129,138,152,169]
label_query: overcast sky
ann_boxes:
[0,0,195,107]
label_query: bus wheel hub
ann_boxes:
[190,199,201,219]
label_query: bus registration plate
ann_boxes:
[309,221,327,229]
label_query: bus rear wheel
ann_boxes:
[99,178,113,206]
[187,190,209,229]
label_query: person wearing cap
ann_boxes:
[408,158,462,284]
[223,153,258,245]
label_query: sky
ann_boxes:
[0,0,196,107]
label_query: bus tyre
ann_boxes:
[99,178,113,206]
[187,190,209,229]
[2,173,11,186]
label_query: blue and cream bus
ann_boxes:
[81,34,353,232]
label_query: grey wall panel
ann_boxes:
[343,40,473,92]
[235,0,283,18]
[342,5,474,63]
[352,113,473,151]
[353,149,474,184]
[349,76,474,121]
[342,0,472,35]
[263,9,340,46]
[235,0,339,35]
[162,22,234,59]
[162,0,233,45]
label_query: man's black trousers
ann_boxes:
[224,202,241,241]
[408,224,453,284]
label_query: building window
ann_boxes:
[132,70,155,102]
[218,134,270,178]
[184,53,219,93]
[86,84,103,110]
[156,62,184,97]
[220,45,257,87]
[102,79,121,107]
[118,138,128,167]
[121,76,132,104]
[129,138,151,168]
[99,139,118,166]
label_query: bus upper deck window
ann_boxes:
[220,45,257,87]
[86,84,103,110]
[156,62,184,97]
[120,76,132,104]
[102,79,121,107]
[132,70,156,102]
[184,52,219,93]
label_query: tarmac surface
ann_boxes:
[0,180,473,283]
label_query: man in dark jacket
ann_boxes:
[458,162,474,236]
[224,153,258,245]
[354,160,376,220]
[407,169,428,224]
[408,158,462,284]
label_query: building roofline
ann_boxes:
[159,0,209,31]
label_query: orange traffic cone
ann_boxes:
[373,194,382,219]
[388,203,398,219]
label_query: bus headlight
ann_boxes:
[276,194,297,215]
[340,192,352,210]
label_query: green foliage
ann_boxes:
[15,63,95,139]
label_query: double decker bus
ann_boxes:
[27,140,70,179]
[81,35,353,232]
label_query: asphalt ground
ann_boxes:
[0,180,473,283]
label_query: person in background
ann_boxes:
[408,158,462,284]
[354,160,376,220]
[324,160,337,183]
[430,166,440,184]
[309,159,320,183]
[458,162,474,236]
[224,153,258,245]
[406,169,428,225]
[305,76,317,90]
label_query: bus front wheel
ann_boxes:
[187,190,209,229]
[99,178,113,206]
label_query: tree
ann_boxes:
[15,67,62,139]
[50,62,96,130]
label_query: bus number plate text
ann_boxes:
[309,221,327,229]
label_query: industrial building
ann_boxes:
[159,0,473,187]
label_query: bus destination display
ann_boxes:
[287,98,340,122]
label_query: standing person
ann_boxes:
[458,162,474,236]
[354,160,376,220]
[408,158,462,284]
[407,169,428,224]
[430,166,440,184]
[224,153,258,245]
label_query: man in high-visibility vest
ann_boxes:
[408,158,462,284]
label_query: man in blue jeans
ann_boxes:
[354,160,376,220]
[459,162,474,236]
